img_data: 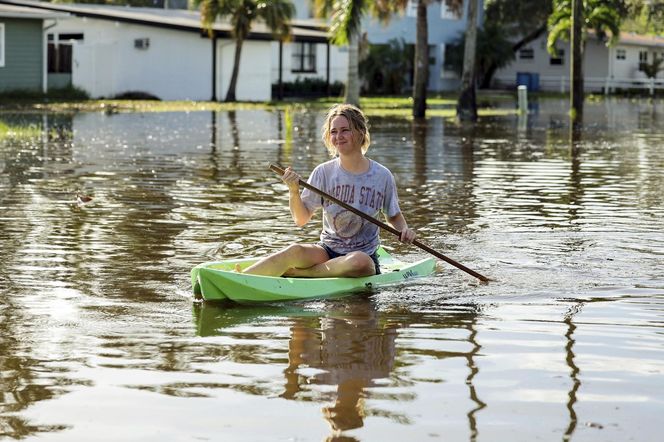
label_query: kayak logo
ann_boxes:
[402,270,418,280]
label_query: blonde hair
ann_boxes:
[321,104,371,156]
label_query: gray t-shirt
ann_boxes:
[301,158,401,255]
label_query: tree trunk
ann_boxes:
[344,31,360,107]
[570,0,584,123]
[225,37,244,102]
[457,0,479,121]
[413,0,429,118]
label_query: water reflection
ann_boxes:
[193,299,486,440]
[1,99,663,439]
[563,302,583,441]
[412,119,427,188]
[280,302,399,436]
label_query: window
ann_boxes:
[519,48,534,60]
[48,43,72,73]
[443,43,456,71]
[47,33,83,73]
[639,50,648,71]
[58,33,84,41]
[550,48,564,65]
[441,0,463,20]
[291,42,316,73]
[616,48,626,60]
[0,23,5,67]
[134,38,150,50]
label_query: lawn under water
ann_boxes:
[0,98,662,441]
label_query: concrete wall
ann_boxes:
[0,18,43,92]
[218,39,272,101]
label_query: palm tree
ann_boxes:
[411,1,463,118]
[547,0,621,121]
[313,0,406,107]
[412,0,429,118]
[457,0,480,122]
[194,0,294,102]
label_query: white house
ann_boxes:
[0,0,339,101]
[493,31,664,94]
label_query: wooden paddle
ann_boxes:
[269,164,490,283]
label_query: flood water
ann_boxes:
[1,99,663,441]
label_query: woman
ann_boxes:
[239,103,416,277]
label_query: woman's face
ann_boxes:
[329,116,361,155]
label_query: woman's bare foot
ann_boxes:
[282,267,301,277]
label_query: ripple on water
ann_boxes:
[1,104,663,440]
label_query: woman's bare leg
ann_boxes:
[239,244,329,277]
[285,251,376,278]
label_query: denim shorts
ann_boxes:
[318,242,381,275]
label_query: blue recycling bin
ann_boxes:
[530,73,540,91]
[516,72,540,92]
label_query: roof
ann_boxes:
[0,0,330,43]
[618,32,664,49]
[0,3,68,19]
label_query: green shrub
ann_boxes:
[360,39,413,95]
[272,77,343,98]
[0,85,89,102]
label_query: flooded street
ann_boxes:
[1,99,663,441]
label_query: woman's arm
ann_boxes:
[387,212,416,243]
[282,167,314,227]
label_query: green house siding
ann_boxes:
[0,18,43,92]
[48,72,72,89]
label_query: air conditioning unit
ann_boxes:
[134,38,150,50]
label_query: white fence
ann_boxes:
[602,77,664,95]
[494,75,664,95]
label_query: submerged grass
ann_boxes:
[0,120,43,140]
[0,92,518,119]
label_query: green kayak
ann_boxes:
[191,247,436,304]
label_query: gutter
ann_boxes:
[42,19,57,93]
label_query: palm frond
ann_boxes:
[312,0,333,19]
[329,0,365,45]
[195,0,222,35]
[257,0,294,39]
[368,0,408,23]
[587,5,622,45]
[230,0,255,40]
[547,17,571,55]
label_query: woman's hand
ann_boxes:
[281,167,301,193]
[387,212,416,244]
[399,227,416,243]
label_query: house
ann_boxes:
[0,0,336,101]
[270,16,348,97]
[492,31,664,93]
[0,3,67,93]
[289,0,484,92]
